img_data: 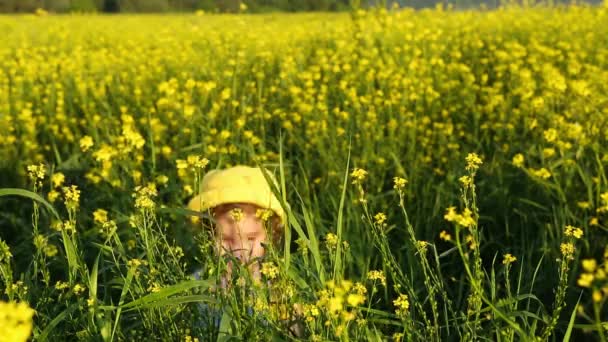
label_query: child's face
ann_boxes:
[212,202,268,264]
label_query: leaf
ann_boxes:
[37,303,79,341]
[62,230,81,281]
[333,147,350,281]
[111,267,135,341]
[124,295,214,312]
[119,279,213,310]
[0,188,61,220]
[563,292,583,342]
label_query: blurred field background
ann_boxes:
[1,1,608,341]
[0,0,604,12]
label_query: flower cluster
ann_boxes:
[444,206,476,228]
[0,301,35,342]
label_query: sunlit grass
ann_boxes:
[1,4,608,341]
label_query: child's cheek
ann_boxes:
[253,239,266,258]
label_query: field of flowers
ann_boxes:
[1,3,608,341]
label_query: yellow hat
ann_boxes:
[187,165,286,224]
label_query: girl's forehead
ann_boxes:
[215,202,260,213]
[218,221,267,236]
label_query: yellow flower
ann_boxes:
[186,155,209,169]
[454,208,476,228]
[543,128,558,143]
[132,184,157,210]
[51,173,65,188]
[346,293,365,307]
[577,201,591,210]
[62,185,80,211]
[261,262,279,280]
[592,290,602,303]
[512,153,524,168]
[47,190,60,203]
[176,159,189,170]
[93,209,109,224]
[255,208,274,222]
[87,298,96,307]
[416,240,429,253]
[374,212,387,226]
[127,258,147,269]
[353,282,367,296]
[577,273,594,288]
[560,242,576,259]
[439,230,452,241]
[465,153,483,171]
[27,164,46,182]
[79,136,94,152]
[350,168,368,184]
[0,301,35,342]
[55,281,69,290]
[156,175,169,185]
[325,233,339,249]
[531,168,551,179]
[44,244,58,257]
[229,208,244,222]
[367,270,386,286]
[582,259,597,272]
[393,294,410,317]
[393,177,407,190]
[543,148,556,159]
[444,206,459,222]
[564,225,583,239]
[328,296,343,314]
[502,253,517,265]
[73,284,86,296]
[459,175,472,187]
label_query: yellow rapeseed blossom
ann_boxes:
[560,242,576,259]
[79,136,94,152]
[393,293,410,317]
[465,153,483,171]
[47,190,60,203]
[393,177,407,190]
[439,230,452,241]
[132,183,157,210]
[93,209,109,224]
[531,168,552,179]
[0,301,35,342]
[350,168,368,185]
[459,175,473,187]
[367,270,386,287]
[27,164,46,185]
[255,208,274,222]
[63,185,81,211]
[51,172,65,188]
[582,259,597,272]
[261,262,279,280]
[444,206,476,228]
[325,233,339,250]
[73,284,86,295]
[577,273,594,288]
[374,212,387,226]
[512,153,525,168]
[564,225,583,239]
[502,253,517,265]
[229,208,244,222]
